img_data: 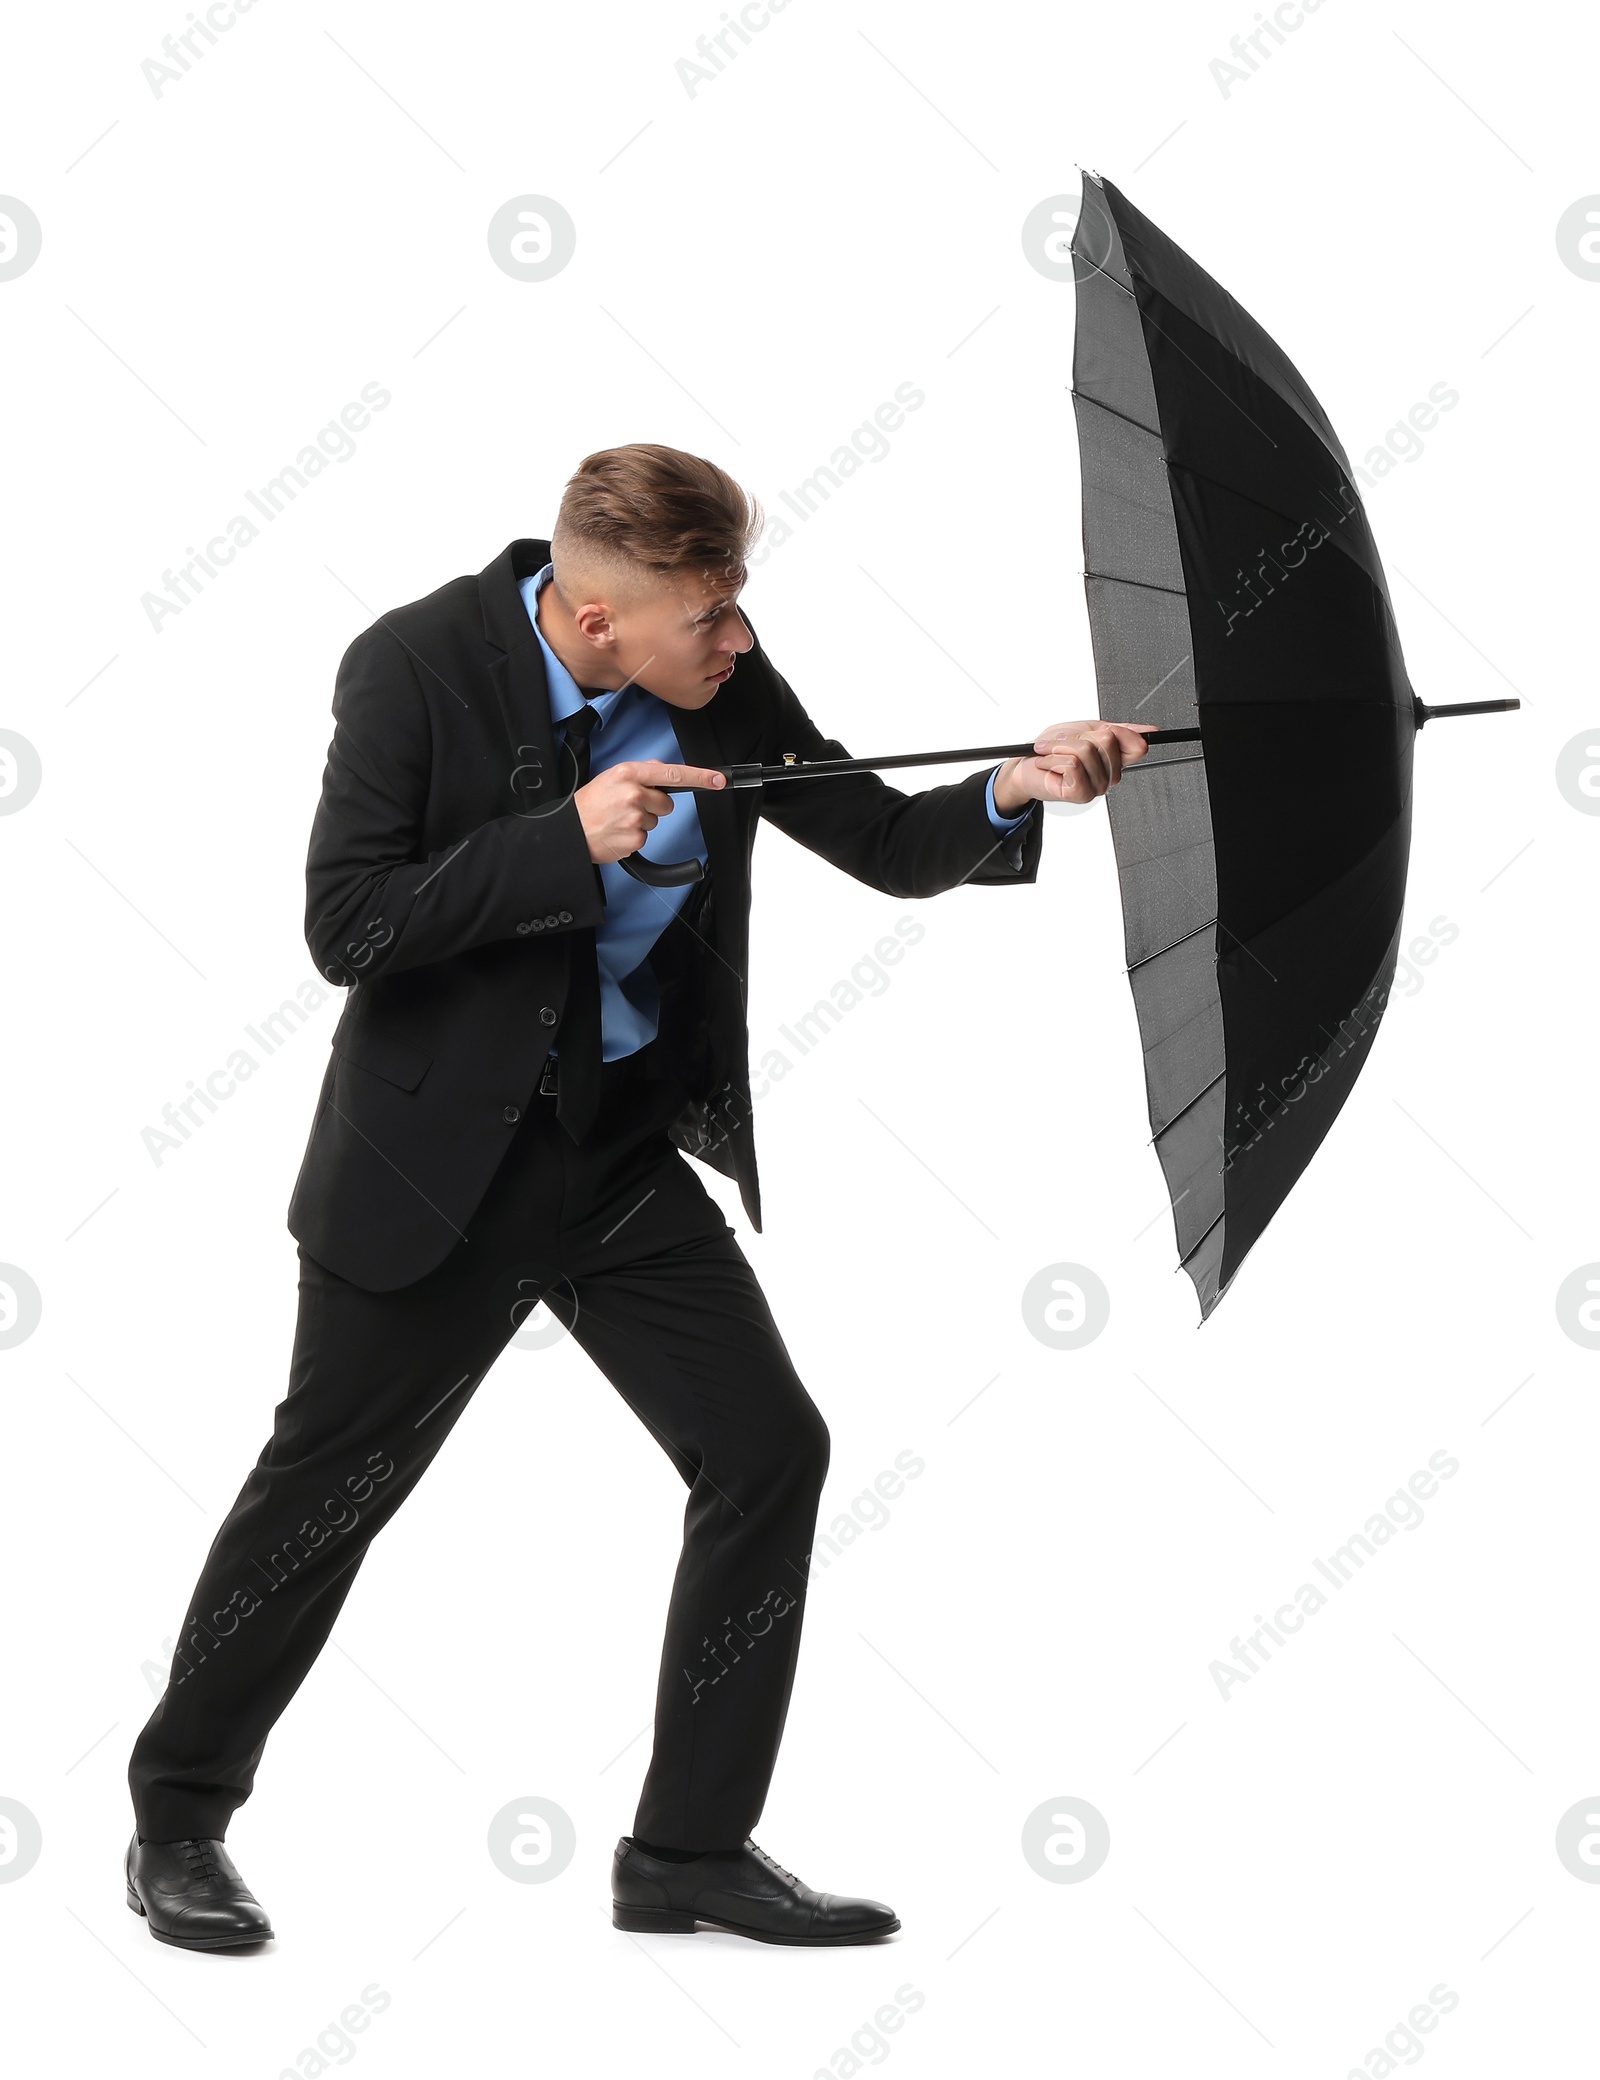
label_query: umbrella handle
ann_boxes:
[618,850,705,887]
[614,763,765,885]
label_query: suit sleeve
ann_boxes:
[751,634,1043,897]
[304,624,604,986]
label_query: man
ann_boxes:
[125,443,1150,1950]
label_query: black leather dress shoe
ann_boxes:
[125,1834,274,1949]
[612,1836,899,1944]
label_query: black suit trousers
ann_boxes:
[128,1042,830,1851]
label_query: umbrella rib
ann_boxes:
[1151,1068,1225,1144]
[1301,482,1440,701]
[1176,1204,1226,1271]
[1163,453,1404,667]
[1084,569,1188,599]
[1217,924,1280,985]
[1069,387,1162,441]
[1071,246,1137,302]
[1133,296,1283,453]
[1168,450,1349,549]
[1135,848,1279,987]
[1127,915,1215,975]
[1161,446,1416,692]
[1158,452,1392,651]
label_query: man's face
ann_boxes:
[553,563,753,709]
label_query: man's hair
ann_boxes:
[550,443,763,613]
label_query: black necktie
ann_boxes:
[555,703,604,1142]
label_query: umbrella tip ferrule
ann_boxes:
[1414,697,1522,729]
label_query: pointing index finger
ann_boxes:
[635,760,728,789]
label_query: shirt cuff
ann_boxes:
[984,765,1033,832]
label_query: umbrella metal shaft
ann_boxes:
[618,699,1518,886]
[653,698,1519,794]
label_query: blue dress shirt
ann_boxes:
[519,562,1030,1061]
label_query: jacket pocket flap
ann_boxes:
[333,1026,433,1092]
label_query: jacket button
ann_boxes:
[558,909,572,923]
[539,1006,557,1026]
[531,918,545,931]
[516,921,531,934]
[544,914,559,928]
[504,1104,521,1124]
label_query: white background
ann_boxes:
[2,1,1594,2074]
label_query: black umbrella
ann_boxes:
[608,170,1515,1319]
[1060,171,1515,1315]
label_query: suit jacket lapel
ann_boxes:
[668,696,742,900]
[479,538,562,822]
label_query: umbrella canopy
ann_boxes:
[1067,169,1508,1317]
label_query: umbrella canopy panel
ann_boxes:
[1070,173,1416,1317]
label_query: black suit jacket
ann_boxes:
[286,537,1044,1290]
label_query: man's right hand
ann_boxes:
[576,759,729,865]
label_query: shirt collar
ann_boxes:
[519,562,631,729]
